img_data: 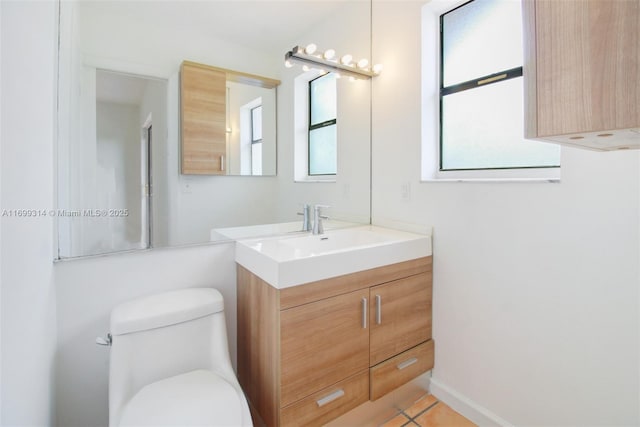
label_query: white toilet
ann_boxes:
[107,288,252,426]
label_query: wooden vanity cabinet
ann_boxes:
[522,0,640,150]
[237,256,434,427]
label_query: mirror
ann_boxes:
[57,0,372,258]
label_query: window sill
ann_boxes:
[294,178,337,183]
[421,177,560,183]
[422,167,561,182]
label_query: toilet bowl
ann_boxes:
[107,288,252,426]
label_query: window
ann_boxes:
[423,0,560,180]
[308,73,337,176]
[250,105,263,175]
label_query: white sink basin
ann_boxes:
[210,219,357,241]
[235,225,432,289]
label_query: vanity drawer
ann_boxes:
[370,340,434,401]
[280,370,369,427]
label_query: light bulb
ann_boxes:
[305,43,317,55]
[357,58,369,69]
[372,63,383,74]
[349,76,356,82]
[284,60,293,68]
[323,49,335,60]
[302,65,310,72]
[340,54,353,66]
[334,73,342,79]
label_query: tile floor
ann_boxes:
[380,394,476,427]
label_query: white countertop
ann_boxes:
[235,225,432,289]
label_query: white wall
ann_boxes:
[372,1,639,425]
[0,1,57,425]
[0,0,3,420]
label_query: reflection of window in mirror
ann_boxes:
[237,96,264,175]
[309,73,337,176]
[251,105,263,175]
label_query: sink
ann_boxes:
[210,219,357,241]
[235,225,432,289]
[279,228,410,256]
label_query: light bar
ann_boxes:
[284,45,381,80]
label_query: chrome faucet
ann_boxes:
[312,205,330,235]
[297,204,311,231]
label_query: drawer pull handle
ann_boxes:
[362,297,367,329]
[375,294,382,324]
[397,357,418,370]
[316,389,345,407]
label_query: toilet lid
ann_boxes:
[118,369,244,426]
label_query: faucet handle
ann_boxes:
[297,204,312,231]
[297,203,310,216]
[314,205,330,219]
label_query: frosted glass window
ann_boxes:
[309,125,337,175]
[442,0,523,87]
[251,142,262,175]
[439,0,560,171]
[310,73,337,125]
[442,77,560,169]
[309,73,337,176]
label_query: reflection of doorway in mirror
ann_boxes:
[58,68,168,257]
[141,118,153,250]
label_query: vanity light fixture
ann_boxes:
[285,44,382,80]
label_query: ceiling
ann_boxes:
[77,0,363,53]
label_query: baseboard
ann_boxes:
[429,378,514,427]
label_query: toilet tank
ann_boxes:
[108,288,234,425]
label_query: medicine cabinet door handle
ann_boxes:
[362,297,367,329]
[375,294,382,324]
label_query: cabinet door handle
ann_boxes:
[316,389,345,407]
[375,294,382,324]
[220,155,225,171]
[362,297,367,329]
[397,357,418,370]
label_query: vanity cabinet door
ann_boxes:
[280,289,370,408]
[369,272,432,366]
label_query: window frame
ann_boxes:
[250,105,263,175]
[308,73,337,176]
[421,0,561,182]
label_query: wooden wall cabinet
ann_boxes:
[523,0,639,150]
[180,61,227,175]
[237,257,434,427]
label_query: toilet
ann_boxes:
[107,288,252,426]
